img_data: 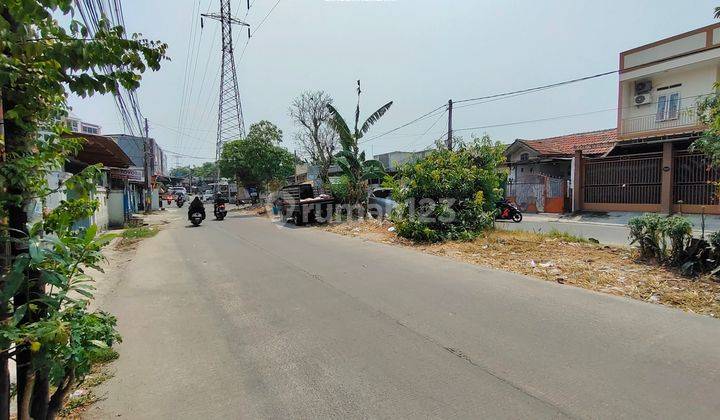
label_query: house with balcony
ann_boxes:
[573,23,720,215]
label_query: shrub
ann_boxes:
[709,230,720,249]
[628,214,665,260]
[391,135,505,242]
[662,215,693,264]
[329,175,353,204]
[628,214,693,264]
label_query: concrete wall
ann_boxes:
[620,62,717,124]
[108,190,125,228]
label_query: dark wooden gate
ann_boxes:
[583,153,662,204]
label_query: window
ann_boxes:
[656,92,680,121]
[520,153,529,161]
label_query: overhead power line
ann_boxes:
[454,70,618,105]
[361,69,620,146]
[360,105,446,144]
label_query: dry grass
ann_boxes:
[324,220,720,318]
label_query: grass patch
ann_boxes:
[84,371,114,388]
[59,392,101,417]
[89,347,119,365]
[122,226,158,239]
[543,228,590,244]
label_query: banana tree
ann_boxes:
[327,81,393,205]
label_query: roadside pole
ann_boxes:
[143,118,151,213]
[447,99,453,150]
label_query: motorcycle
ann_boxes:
[189,211,204,226]
[214,202,227,221]
[495,199,523,223]
[176,195,185,208]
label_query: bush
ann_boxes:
[628,214,664,260]
[662,215,693,264]
[628,214,693,264]
[391,135,505,242]
[329,175,353,204]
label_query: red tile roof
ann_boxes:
[519,128,617,157]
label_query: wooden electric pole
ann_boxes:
[447,99,453,150]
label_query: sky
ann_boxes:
[67,0,720,168]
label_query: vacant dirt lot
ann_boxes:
[325,220,720,318]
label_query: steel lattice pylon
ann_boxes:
[202,0,249,182]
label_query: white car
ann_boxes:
[201,190,214,202]
[368,188,397,219]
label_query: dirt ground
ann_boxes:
[324,220,720,319]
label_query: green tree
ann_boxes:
[327,81,393,205]
[218,121,294,191]
[194,161,218,180]
[390,135,506,243]
[169,165,192,178]
[0,1,166,418]
[694,8,720,161]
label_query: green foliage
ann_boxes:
[692,85,720,162]
[628,214,693,263]
[545,229,589,244]
[628,214,665,260]
[169,162,217,180]
[663,215,693,264]
[0,1,167,415]
[710,230,720,249]
[326,82,393,205]
[218,121,294,190]
[121,226,158,239]
[391,135,506,243]
[329,175,353,204]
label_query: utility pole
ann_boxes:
[447,99,453,150]
[202,0,250,193]
[143,117,151,213]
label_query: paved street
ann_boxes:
[91,206,720,419]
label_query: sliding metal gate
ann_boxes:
[584,153,662,204]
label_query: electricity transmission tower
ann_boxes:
[201,0,249,187]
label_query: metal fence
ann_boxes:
[673,152,720,205]
[584,153,662,204]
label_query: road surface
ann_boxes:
[90,206,720,419]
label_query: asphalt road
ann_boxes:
[91,206,720,419]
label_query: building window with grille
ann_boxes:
[520,153,529,161]
[656,92,680,122]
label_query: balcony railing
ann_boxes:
[620,106,702,137]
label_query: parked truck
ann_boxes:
[276,184,334,225]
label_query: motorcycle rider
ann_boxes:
[213,191,228,219]
[188,195,206,221]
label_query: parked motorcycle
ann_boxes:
[214,202,227,221]
[495,199,523,223]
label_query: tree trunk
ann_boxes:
[2,76,48,420]
[46,370,74,420]
[17,371,34,420]
[0,89,9,420]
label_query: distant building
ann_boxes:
[64,113,102,135]
[374,149,434,172]
[107,134,167,178]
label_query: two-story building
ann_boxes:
[573,23,720,215]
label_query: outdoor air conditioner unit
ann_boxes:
[634,93,653,106]
[634,79,653,95]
